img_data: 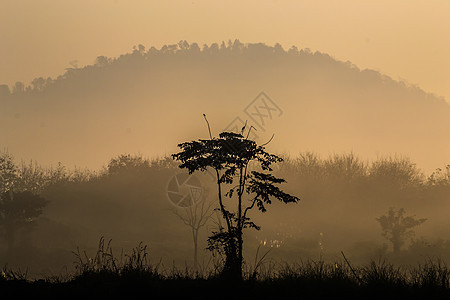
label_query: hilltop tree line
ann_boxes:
[0,40,313,96]
[0,40,434,101]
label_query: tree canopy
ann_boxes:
[172,121,299,279]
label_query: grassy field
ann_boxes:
[2,241,450,299]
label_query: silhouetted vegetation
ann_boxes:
[172,120,299,279]
[2,238,450,298]
[0,150,449,276]
[1,35,449,295]
[0,151,49,255]
[0,149,449,295]
[377,208,427,254]
[0,191,48,254]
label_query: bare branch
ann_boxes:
[203,114,213,139]
[260,134,274,147]
[246,125,257,139]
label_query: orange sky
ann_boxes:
[1,0,449,101]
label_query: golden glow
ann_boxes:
[1,0,449,100]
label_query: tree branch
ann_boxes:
[203,114,213,139]
[260,134,274,147]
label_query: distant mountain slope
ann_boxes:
[1,40,449,172]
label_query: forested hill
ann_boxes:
[1,40,449,173]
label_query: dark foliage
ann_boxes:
[172,126,299,279]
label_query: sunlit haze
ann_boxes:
[1,1,450,290]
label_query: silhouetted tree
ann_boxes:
[94,56,111,67]
[376,207,426,253]
[0,151,18,194]
[107,154,150,176]
[172,116,299,279]
[31,77,46,92]
[12,81,24,94]
[0,151,48,252]
[0,191,48,252]
[0,84,10,98]
[427,164,450,187]
[369,157,424,189]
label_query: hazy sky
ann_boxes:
[1,0,449,101]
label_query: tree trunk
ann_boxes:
[236,166,244,280]
[223,243,241,280]
[392,231,402,254]
[193,228,198,271]
[237,230,243,279]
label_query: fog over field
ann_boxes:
[1,1,450,281]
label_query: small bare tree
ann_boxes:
[171,196,215,271]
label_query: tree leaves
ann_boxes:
[376,208,427,252]
[172,126,300,277]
